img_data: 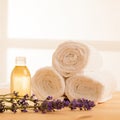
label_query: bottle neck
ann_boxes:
[15,57,26,66]
[15,63,26,66]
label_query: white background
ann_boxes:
[0,0,120,90]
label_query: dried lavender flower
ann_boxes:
[46,96,53,100]
[13,91,19,97]
[0,92,95,113]
[0,102,5,113]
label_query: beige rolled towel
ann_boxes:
[65,71,115,103]
[52,41,102,78]
[31,67,65,100]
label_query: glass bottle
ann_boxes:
[10,57,31,96]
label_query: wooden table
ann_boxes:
[0,92,120,120]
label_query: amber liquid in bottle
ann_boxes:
[10,57,31,96]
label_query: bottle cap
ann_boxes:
[15,57,26,66]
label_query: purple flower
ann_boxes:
[33,99,38,103]
[39,101,48,112]
[13,91,19,97]
[46,96,53,100]
[21,109,27,112]
[69,99,78,110]
[22,102,29,107]
[63,97,70,107]
[34,108,39,112]
[30,94,35,99]
[24,94,29,99]
[0,92,95,113]
[88,101,95,107]
[47,101,53,111]
[11,103,17,113]
[18,98,25,105]
[54,100,64,110]
[63,100,70,107]
[76,98,95,110]
[0,102,5,113]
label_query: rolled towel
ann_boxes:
[31,67,65,100]
[52,41,102,78]
[65,71,115,103]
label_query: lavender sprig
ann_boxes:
[0,92,95,113]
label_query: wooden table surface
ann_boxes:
[0,91,120,120]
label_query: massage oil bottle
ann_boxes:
[10,57,31,96]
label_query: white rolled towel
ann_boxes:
[31,67,65,100]
[65,71,115,103]
[52,41,102,78]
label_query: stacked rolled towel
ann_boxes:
[65,71,115,103]
[31,67,65,100]
[31,41,115,103]
[52,41,102,78]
